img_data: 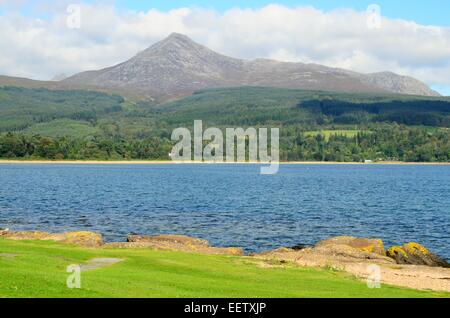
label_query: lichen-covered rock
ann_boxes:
[387,242,450,268]
[128,234,209,247]
[4,231,103,247]
[114,234,243,255]
[314,244,392,263]
[4,231,50,240]
[386,246,409,263]
[48,231,103,247]
[316,236,386,256]
[252,241,450,292]
[252,244,395,268]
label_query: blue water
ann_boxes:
[0,164,449,258]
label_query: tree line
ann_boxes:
[1,125,449,162]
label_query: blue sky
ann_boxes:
[2,1,449,27]
[116,0,450,26]
[431,85,450,97]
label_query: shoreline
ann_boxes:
[1,230,449,293]
[0,159,449,166]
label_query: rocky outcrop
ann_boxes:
[259,237,450,269]
[387,242,450,268]
[2,230,241,254]
[253,242,394,268]
[128,234,209,246]
[252,236,450,292]
[105,234,243,256]
[3,231,103,247]
[290,244,308,251]
[315,236,386,256]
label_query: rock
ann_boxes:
[128,234,209,247]
[313,244,394,263]
[253,236,392,266]
[113,234,244,256]
[316,236,386,256]
[253,244,395,268]
[4,231,50,240]
[291,244,308,251]
[48,231,103,248]
[252,242,450,293]
[0,228,9,236]
[219,247,243,256]
[387,242,450,268]
[4,231,103,248]
[251,247,295,257]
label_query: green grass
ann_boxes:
[0,239,448,298]
[304,130,367,140]
[24,119,99,138]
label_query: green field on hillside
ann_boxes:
[304,130,366,140]
[0,239,448,298]
[23,119,99,138]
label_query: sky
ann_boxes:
[0,0,449,95]
[116,0,450,27]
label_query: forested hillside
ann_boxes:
[0,86,449,162]
[0,87,124,131]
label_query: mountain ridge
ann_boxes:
[0,33,440,99]
[62,33,440,98]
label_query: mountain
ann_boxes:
[62,33,439,99]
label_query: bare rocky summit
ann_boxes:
[62,33,440,99]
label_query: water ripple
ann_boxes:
[0,164,449,258]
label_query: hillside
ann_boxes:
[0,75,57,89]
[151,87,450,127]
[2,86,449,135]
[0,87,124,132]
[0,86,449,162]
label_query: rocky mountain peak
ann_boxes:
[63,33,440,99]
[136,33,212,60]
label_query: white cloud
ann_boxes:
[0,3,449,94]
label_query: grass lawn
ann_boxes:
[0,238,448,298]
